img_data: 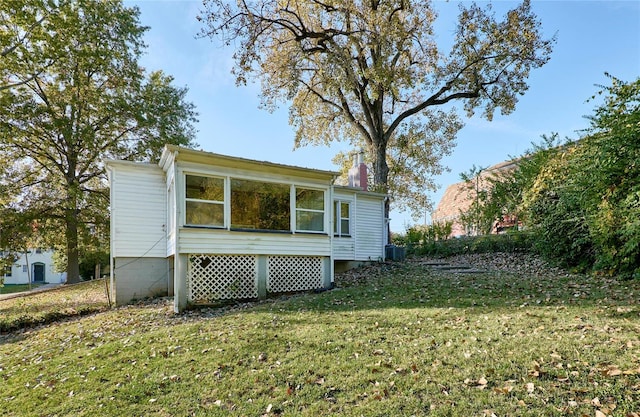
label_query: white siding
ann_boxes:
[331,189,386,261]
[332,238,355,260]
[166,178,176,256]
[110,163,166,258]
[179,229,331,256]
[354,195,385,261]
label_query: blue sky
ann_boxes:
[126,0,640,232]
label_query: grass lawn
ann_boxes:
[0,262,638,416]
[0,279,109,332]
[0,284,44,295]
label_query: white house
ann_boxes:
[1,249,64,285]
[107,145,388,312]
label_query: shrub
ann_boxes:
[404,230,535,257]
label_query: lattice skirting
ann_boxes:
[267,255,324,293]
[188,254,258,302]
[187,254,325,302]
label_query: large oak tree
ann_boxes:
[199,0,554,221]
[0,0,198,283]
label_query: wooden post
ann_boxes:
[25,249,31,290]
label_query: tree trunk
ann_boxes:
[371,139,391,242]
[65,168,81,284]
[65,208,80,284]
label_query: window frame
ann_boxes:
[184,173,226,228]
[229,178,291,233]
[181,172,329,235]
[294,186,326,234]
[334,200,351,237]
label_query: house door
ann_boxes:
[33,263,45,283]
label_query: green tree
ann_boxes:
[579,75,640,277]
[0,0,198,283]
[458,165,496,236]
[522,141,595,270]
[199,0,554,220]
[518,76,639,277]
[475,133,564,235]
[0,0,51,91]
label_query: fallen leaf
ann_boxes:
[493,385,513,395]
[598,364,622,377]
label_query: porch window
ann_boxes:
[185,175,225,227]
[295,188,325,232]
[334,201,351,237]
[231,179,290,231]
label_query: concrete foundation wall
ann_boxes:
[114,257,169,306]
[334,260,371,273]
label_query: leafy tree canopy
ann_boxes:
[467,75,640,278]
[199,0,554,219]
[0,0,198,283]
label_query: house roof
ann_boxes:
[105,159,159,169]
[333,184,387,198]
[160,145,340,182]
[431,159,519,223]
[431,181,473,223]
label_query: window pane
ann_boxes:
[231,179,290,231]
[186,201,224,226]
[340,202,349,217]
[297,211,324,232]
[341,219,350,235]
[296,188,324,210]
[186,175,224,201]
[334,201,350,235]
